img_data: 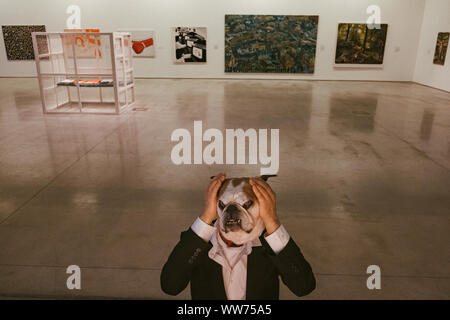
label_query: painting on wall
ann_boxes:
[2,25,46,60]
[433,32,449,65]
[173,27,207,63]
[63,29,102,58]
[335,23,388,65]
[119,29,155,57]
[225,15,319,73]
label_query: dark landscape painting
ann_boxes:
[2,25,46,60]
[433,32,449,65]
[225,15,318,73]
[335,23,388,65]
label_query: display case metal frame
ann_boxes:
[32,32,135,114]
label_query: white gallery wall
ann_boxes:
[413,0,450,92]
[0,0,445,90]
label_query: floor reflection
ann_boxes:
[420,109,435,141]
[328,94,378,134]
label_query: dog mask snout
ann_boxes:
[224,204,242,223]
[225,203,239,214]
[223,203,244,232]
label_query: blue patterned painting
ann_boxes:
[225,15,319,73]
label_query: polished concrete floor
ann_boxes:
[0,78,449,299]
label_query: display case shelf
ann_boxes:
[32,32,135,115]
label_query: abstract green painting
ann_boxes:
[335,23,388,65]
[225,15,319,73]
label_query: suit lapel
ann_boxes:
[246,234,268,300]
[246,251,256,300]
[210,259,227,299]
[246,246,266,300]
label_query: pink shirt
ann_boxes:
[191,217,290,300]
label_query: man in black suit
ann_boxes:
[161,174,315,300]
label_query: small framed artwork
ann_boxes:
[172,27,207,63]
[2,25,46,60]
[334,23,388,68]
[433,32,449,65]
[119,29,155,57]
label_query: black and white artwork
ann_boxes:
[173,27,207,63]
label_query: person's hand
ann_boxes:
[250,177,280,235]
[200,173,226,225]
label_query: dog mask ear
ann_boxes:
[260,174,277,181]
[210,174,227,179]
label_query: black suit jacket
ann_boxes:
[160,228,316,300]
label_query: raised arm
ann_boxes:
[160,174,226,295]
[250,177,316,297]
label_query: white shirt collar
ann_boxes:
[208,227,262,269]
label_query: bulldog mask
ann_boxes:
[214,175,276,245]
